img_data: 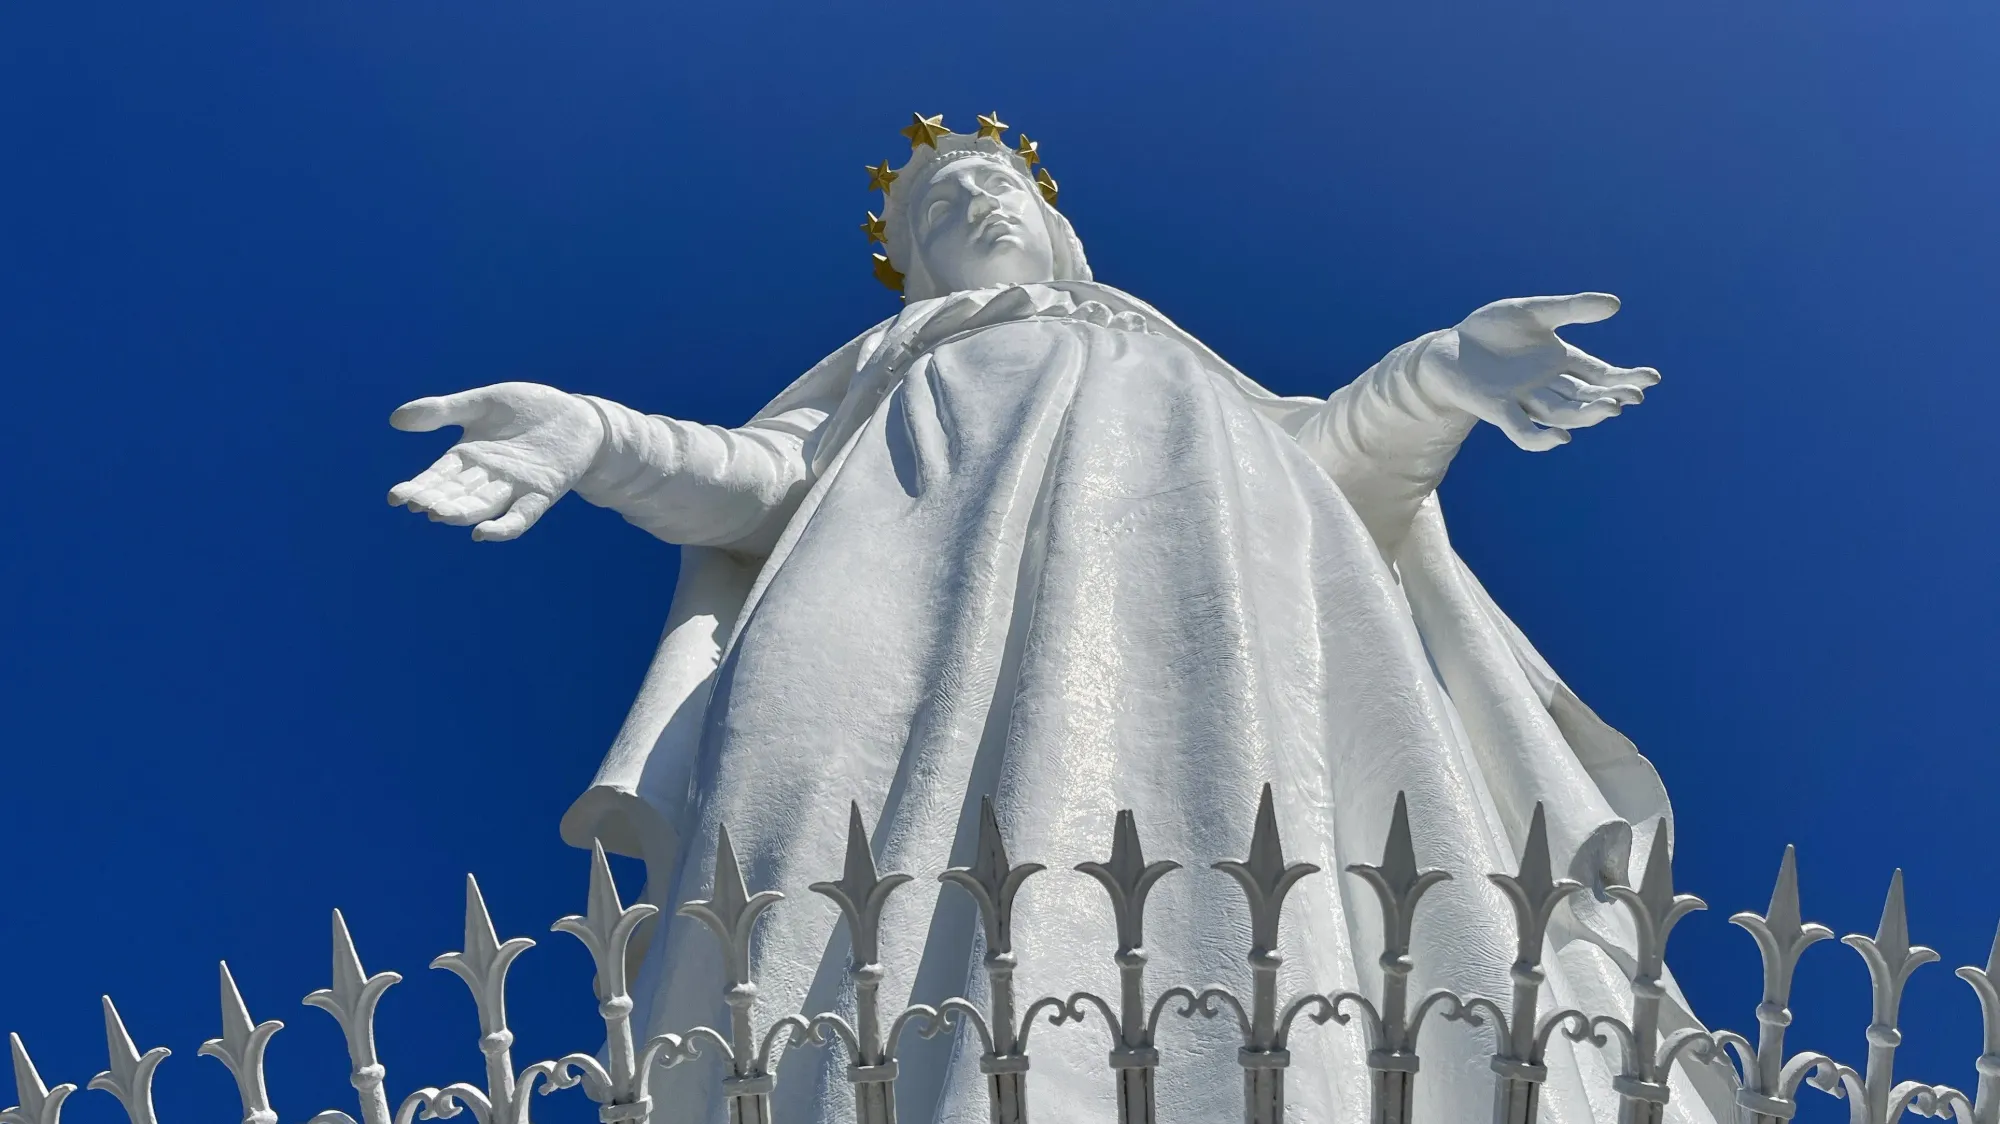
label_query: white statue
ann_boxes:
[388,115,1726,1123]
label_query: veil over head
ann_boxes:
[879,134,1091,301]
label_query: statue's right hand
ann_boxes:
[386,382,604,542]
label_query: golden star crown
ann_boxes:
[862,111,1060,293]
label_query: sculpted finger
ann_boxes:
[1492,399,1571,452]
[1564,344,1660,389]
[472,491,554,542]
[391,391,490,433]
[1555,373,1645,407]
[1525,387,1623,429]
[1515,292,1620,331]
[387,452,464,506]
[432,479,516,526]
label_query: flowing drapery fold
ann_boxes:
[560,285,1722,1123]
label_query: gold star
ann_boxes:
[865,160,898,193]
[859,211,887,244]
[872,252,905,292]
[1014,134,1040,167]
[900,112,949,150]
[1035,167,1059,207]
[975,111,1008,141]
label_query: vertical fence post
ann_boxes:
[1841,870,1938,1124]
[811,802,915,1124]
[941,799,1045,1124]
[432,877,534,1124]
[1345,793,1452,1124]
[1726,846,1833,1124]
[1212,785,1319,1124]
[680,825,792,1124]
[553,840,663,1124]
[1602,823,1706,1124]
[1075,809,1180,1124]
[303,911,400,1124]
[1483,804,1582,1124]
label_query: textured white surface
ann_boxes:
[388,143,1706,1123]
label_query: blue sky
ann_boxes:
[2,4,1995,1122]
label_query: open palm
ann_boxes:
[386,382,603,541]
[1421,293,1661,452]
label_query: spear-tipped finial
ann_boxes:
[811,802,914,964]
[553,840,660,1004]
[303,909,401,1071]
[4,1034,76,1124]
[679,823,785,986]
[1076,809,1181,954]
[1876,870,1912,964]
[1605,819,1705,979]
[1346,792,1451,960]
[1764,846,1805,944]
[940,797,1045,955]
[1488,803,1581,968]
[1214,784,1320,958]
[431,875,535,1037]
[200,963,281,1124]
[1842,868,1939,1024]
[87,997,167,1124]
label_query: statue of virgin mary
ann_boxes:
[387,113,1729,1123]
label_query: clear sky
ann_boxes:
[2,4,1995,1122]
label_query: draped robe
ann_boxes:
[559,281,1729,1123]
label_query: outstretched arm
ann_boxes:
[387,382,819,553]
[1295,293,1658,556]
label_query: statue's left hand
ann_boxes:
[386,382,604,541]
[1419,293,1660,452]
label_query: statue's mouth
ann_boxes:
[975,214,1022,244]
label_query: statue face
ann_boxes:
[912,157,1056,294]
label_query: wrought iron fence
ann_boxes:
[5,785,1998,1124]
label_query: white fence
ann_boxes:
[5,786,1998,1124]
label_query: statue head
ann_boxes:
[868,114,1091,302]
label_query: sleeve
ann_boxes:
[572,397,826,555]
[1291,330,1475,556]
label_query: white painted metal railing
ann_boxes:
[6,785,1998,1124]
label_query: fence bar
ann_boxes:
[1213,785,1318,1124]
[812,803,916,1124]
[941,799,1045,1124]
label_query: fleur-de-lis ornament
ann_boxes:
[199,963,283,1124]
[809,803,914,1124]
[1210,784,1320,1124]
[1343,792,1455,1123]
[1073,809,1181,1124]
[1839,870,1942,1124]
[87,998,168,1124]
[3,1035,75,1124]
[431,875,535,1124]
[1480,803,1583,1124]
[552,841,659,1101]
[1725,846,1835,1122]
[1599,822,1709,1124]
[303,911,399,1124]
[941,798,1048,1124]
[679,825,797,1123]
